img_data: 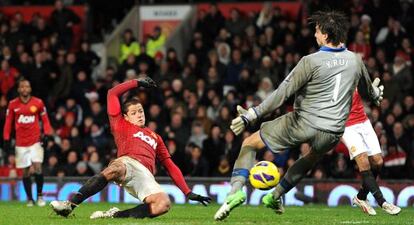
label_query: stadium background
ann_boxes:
[0,0,413,208]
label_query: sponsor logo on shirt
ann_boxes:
[133,131,158,149]
[17,115,35,124]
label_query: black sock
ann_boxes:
[360,170,385,206]
[114,204,152,218]
[34,173,44,197]
[357,167,381,201]
[22,177,33,201]
[70,174,108,208]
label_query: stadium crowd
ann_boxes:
[0,0,413,180]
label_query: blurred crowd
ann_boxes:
[0,0,413,180]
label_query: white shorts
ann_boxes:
[342,120,381,160]
[15,142,44,168]
[114,156,164,201]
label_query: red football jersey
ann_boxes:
[107,80,170,174]
[109,114,170,174]
[107,80,191,195]
[3,97,53,146]
[345,90,368,127]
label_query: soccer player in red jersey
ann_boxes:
[3,78,53,207]
[51,77,211,219]
[341,89,400,215]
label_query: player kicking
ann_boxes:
[3,78,54,207]
[342,90,400,215]
[50,77,210,219]
[214,11,384,220]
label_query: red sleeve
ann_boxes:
[107,80,138,116]
[161,158,192,196]
[3,102,14,141]
[39,101,53,135]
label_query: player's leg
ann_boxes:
[51,159,125,217]
[214,131,264,221]
[91,157,167,219]
[264,129,341,214]
[31,143,46,206]
[112,192,170,219]
[16,146,34,206]
[32,162,46,206]
[352,152,380,215]
[22,167,34,206]
[359,120,400,215]
[367,154,400,214]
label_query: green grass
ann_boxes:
[0,202,412,225]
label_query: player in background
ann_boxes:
[342,90,400,215]
[214,11,384,220]
[50,77,211,219]
[3,78,54,207]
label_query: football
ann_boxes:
[249,161,280,190]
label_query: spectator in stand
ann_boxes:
[202,124,224,175]
[146,26,166,58]
[76,40,100,77]
[185,144,209,177]
[225,8,248,37]
[0,59,19,97]
[50,0,80,50]
[349,30,371,61]
[212,156,232,177]
[119,29,140,64]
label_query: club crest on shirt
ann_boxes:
[351,146,357,153]
[133,131,158,149]
[30,105,37,113]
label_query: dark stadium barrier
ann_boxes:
[0,177,413,207]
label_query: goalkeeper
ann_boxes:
[215,10,384,220]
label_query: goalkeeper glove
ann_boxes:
[371,78,384,106]
[42,135,53,149]
[137,76,157,88]
[187,192,212,206]
[230,105,258,136]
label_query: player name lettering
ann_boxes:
[133,131,158,149]
[17,115,35,124]
[325,58,348,68]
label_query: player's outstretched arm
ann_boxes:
[161,158,212,206]
[357,58,384,106]
[107,77,157,116]
[254,57,312,117]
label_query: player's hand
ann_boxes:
[3,141,14,155]
[137,76,157,88]
[187,192,212,206]
[230,105,258,136]
[371,78,384,106]
[42,135,53,149]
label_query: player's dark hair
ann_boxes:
[308,10,350,45]
[122,96,141,115]
[17,77,30,86]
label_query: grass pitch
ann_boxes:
[0,201,412,225]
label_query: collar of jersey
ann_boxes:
[319,46,346,52]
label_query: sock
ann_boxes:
[360,170,386,206]
[272,178,294,200]
[70,174,108,208]
[114,204,151,218]
[22,176,34,201]
[34,173,44,197]
[229,145,256,195]
[272,154,318,199]
[357,167,381,200]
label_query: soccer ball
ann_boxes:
[249,161,280,190]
